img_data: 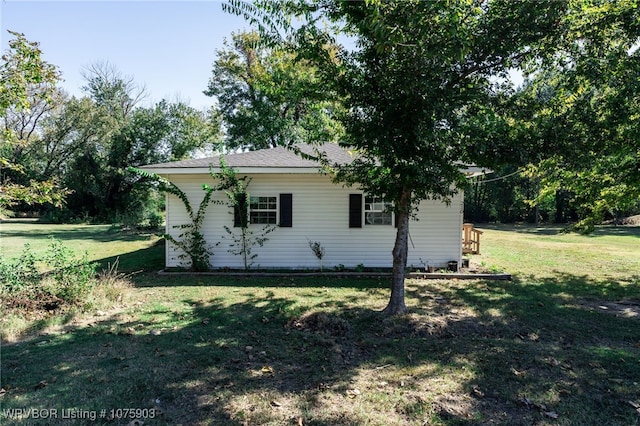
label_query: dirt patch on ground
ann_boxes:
[287,311,351,336]
[577,299,640,319]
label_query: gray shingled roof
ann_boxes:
[141,143,354,170]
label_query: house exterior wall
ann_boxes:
[164,173,463,270]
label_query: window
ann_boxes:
[365,196,392,225]
[249,196,277,224]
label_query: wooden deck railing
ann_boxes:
[462,223,483,255]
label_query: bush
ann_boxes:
[0,238,97,308]
[0,243,40,294]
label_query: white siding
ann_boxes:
[164,173,463,269]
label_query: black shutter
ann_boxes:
[395,210,398,228]
[349,194,362,228]
[233,193,247,227]
[279,193,292,227]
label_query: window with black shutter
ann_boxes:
[279,193,292,227]
[349,194,362,228]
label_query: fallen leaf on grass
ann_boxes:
[201,318,210,325]
[261,365,274,375]
[544,411,559,419]
[346,388,361,398]
[511,367,526,377]
[472,386,485,398]
[34,380,47,390]
[0,388,6,397]
[270,400,281,407]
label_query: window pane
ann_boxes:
[364,195,392,225]
[250,211,277,224]
[249,196,277,224]
[366,212,392,225]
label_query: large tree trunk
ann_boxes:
[382,187,411,316]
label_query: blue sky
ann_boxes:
[1,1,252,110]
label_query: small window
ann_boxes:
[365,196,392,225]
[250,196,277,224]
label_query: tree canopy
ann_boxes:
[513,1,640,231]
[205,30,343,150]
[0,31,67,210]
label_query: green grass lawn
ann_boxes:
[1,221,639,425]
[0,220,164,272]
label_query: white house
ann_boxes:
[141,143,480,271]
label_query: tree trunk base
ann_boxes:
[380,301,407,316]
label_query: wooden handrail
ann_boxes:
[462,223,483,255]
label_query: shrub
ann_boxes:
[0,238,97,309]
[0,243,40,294]
[42,238,97,304]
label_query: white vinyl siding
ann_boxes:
[164,173,463,269]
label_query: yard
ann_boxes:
[1,221,639,425]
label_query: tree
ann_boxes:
[508,2,640,231]
[205,30,343,150]
[226,0,566,315]
[62,63,221,222]
[0,31,66,211]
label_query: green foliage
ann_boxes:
[0,30,59,113]
[205,30,343,150]
[0,238,97,306]
[0,243,39,294]
[213,158,276,269]
[0,58,221,223]
[0,31,68,211]
[222,224,275,270]
[42,238,96,304]
[475,2,640,231]
[129,167,220,272]
[62,65,220,223]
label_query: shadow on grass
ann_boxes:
[0,222,160,243]
[133,272,391,290]
[94,239,166,273]
[2,272,639,425]
[479,223,640,238]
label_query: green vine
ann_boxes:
[129,167,221,271]
[212,159,276,270]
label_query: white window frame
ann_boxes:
[249,195,277,225]
[364,196,393,226]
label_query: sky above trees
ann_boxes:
[0,1,249,110]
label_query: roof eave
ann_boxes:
[140,166,324,175]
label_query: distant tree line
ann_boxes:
[1,34,221,225]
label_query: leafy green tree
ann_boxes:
[471,2,640,231]
[61,63,221,222]
[205,30,343,150]
[0,31,67,211]
[227,0,566,315]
